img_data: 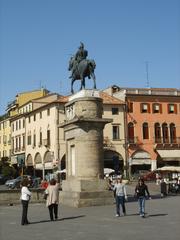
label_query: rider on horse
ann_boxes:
[69,42,88,78]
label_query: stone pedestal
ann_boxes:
[59,90,113,207]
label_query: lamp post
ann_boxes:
[42,162,45,180]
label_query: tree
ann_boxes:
[0,157,16,177]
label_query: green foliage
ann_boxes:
[0,157,16,177]
[2,165,16,177]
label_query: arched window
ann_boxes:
[170,123,176,143]
[128,122,134,143]
[162,123,169,143]
[143,122,149,139]
[154,123,161,143]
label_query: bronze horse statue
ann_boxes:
[68,56,96,94]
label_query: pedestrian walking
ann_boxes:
[135,178,151,218]
[113,177,128,217]
[20,178,32,225]
[160,178,167,197]
[45,176,60,221]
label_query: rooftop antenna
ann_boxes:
[145,61,150,88]
[39,80,42,89]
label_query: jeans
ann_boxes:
[48,204,58,220]
[21,200,29,225]
[138,197,145,216]
[115,196,126,216]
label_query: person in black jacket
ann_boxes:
[135,178,151,217]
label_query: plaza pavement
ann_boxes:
[0,184,179,240]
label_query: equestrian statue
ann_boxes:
[68,42,96,94]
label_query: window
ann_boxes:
[128,122,134,143]
[112,125,120,140]
[112,108,119,115]
[47,109,50,116]
[15,137,18,150]
[168,104,177,114]
[153,103,162,113]
[28,116,31,123]
[12,123,14,132]
[19,136,21,150]
[140,103,150,113]
[128,102,133,113]
[39,130,42,145]
[33,133,36,147]
[12,138,14,152]
[3,135,7,144]
[16,121,18,130]
[27,135,31,145]
[22,135,25,149]
[143,122,149,139]
[8,134,11,145]
[162,123,169,143]
[23,119,25,128]
[34,114,36,121]
[170,123,176,143]
[19,120,21,129]
[40,112,42,119]
[47,130,50,146]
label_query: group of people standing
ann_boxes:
[20,175,151,225]
[112,177,151,218]
[20,176,60,225]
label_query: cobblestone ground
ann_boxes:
[0,184,179,240]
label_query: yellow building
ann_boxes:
[6,88,49,117]
[0,116,11,159]
[0,88,50,160]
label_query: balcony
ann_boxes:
[103,137,114,150]
[127,137,143,149]
[154,137,180,150]
[43,139,50,147]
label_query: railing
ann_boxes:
[154,137,180,145]
[127,137,139,144]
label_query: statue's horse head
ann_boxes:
[88,59,96,70]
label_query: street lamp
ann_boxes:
[42,162,45,180]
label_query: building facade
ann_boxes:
[0,117,11,159]
[105,86,180,175]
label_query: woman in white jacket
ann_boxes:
[20,178,32,225]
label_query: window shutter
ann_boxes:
[140,103,143,113]
[174,104,177,114]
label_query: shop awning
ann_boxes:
[156,166,180,172]
[157,150,180,160]
[35,162,53,170]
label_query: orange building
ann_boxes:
[104,86,180,175]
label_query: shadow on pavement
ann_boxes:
[147,213,168,217]
[29,215,85,224]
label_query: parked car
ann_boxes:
[5,175,31,189]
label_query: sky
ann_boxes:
[0,0,180,115]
